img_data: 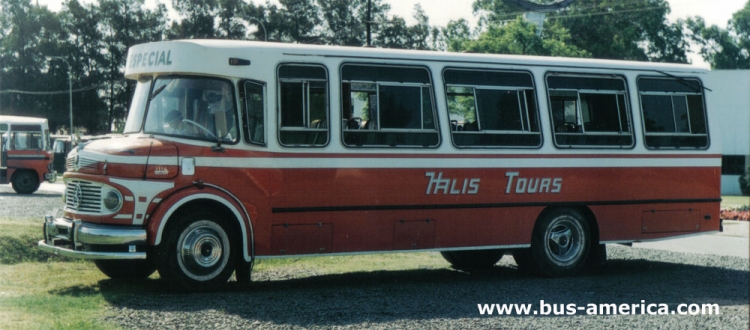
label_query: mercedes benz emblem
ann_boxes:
[72,183,83,209]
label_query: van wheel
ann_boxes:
[12,170,39,194]
[440,249,504,270]
[94,259,156,279]
[155,209,235,292]
[531,208,590,277]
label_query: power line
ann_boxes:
[0,83,106,95]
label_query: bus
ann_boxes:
[39,40,721,291]
[1,115,56,194]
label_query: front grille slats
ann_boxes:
[65,155,100,172]
[65,180,102,213]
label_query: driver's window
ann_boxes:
[144,77,239,143]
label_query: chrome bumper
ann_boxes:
[38,215,147,260]
[44,171,56,183]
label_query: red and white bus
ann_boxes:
[1,115,56,194]
[39,40,721,291]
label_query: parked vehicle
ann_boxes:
[39,40,721,291]
[0,115,56,194]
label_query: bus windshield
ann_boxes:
[131,76,238,143]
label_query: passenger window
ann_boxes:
[444,68,541,148]
[278,64,329,146]
[546,74,633,148]
[244,81,265,145]
[638,77,708,149]
[341,64,439,147]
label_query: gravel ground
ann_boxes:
[3,183,748,329]
[100,247,748,330]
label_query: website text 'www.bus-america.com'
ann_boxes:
[477,300,721,316]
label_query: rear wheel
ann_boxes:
[155,208,236,292]
[531,208,590,277]
[440,249,504,270]
[11,170,39,194]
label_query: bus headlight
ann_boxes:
[103,190,122,211]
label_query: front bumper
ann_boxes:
[38,215,147,260]
[44,171,56,183]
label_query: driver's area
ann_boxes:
[144,76,238,143]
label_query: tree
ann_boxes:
[456,17,588,57]
[216,0,246,39]
[688,2,750,69]
[99,0,168,132]
[0,0,68,130]
[317,0,390,46]
[473,0,687,62]
[170,0,217,39]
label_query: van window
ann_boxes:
[546,74,633,148]
[341,64,439,147]
[638,77,708,149]
[444,68,541,148]
[277,64,329,146]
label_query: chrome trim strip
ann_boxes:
[77,223,146,245]
[37,241,146,260]
[256,244,531,259]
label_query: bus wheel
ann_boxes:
[156,210,235,292]
[440,249,504,270]
[531,208,590,277]
[12,170,39,194]
[94,259,156,280]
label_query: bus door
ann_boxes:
[0,123,7,183]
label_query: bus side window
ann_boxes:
[638,77,708,149]
[244,81,266,145]
[341,64,439,148]
[277,64,329,147]
[546,74,634,148]
[443,68,541,148]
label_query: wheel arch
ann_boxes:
[150,191,254,262]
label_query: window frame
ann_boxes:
[142,75,241,145]
[276,63,330,148]
[242,79,267,146]
[443,67,542,149]
[637,76,709,150]
[545,73,635,149]
[339,63,440,148]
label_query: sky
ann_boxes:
[34,0,750,67]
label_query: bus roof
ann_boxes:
[125,39,708,80]
[0,115,49,125]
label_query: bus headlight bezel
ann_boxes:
[103,189,123,212]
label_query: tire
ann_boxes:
[440,249,504,270]
[155,208,236,292]
[11,170,39,194]
[94,259,156,280]
[531,208,590,277]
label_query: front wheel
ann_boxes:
[531,208,590,277]
[12,170,39,194]
[155,209,236,292]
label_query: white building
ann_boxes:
[703,70,750,195]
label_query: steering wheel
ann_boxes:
[182,119,218,140]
